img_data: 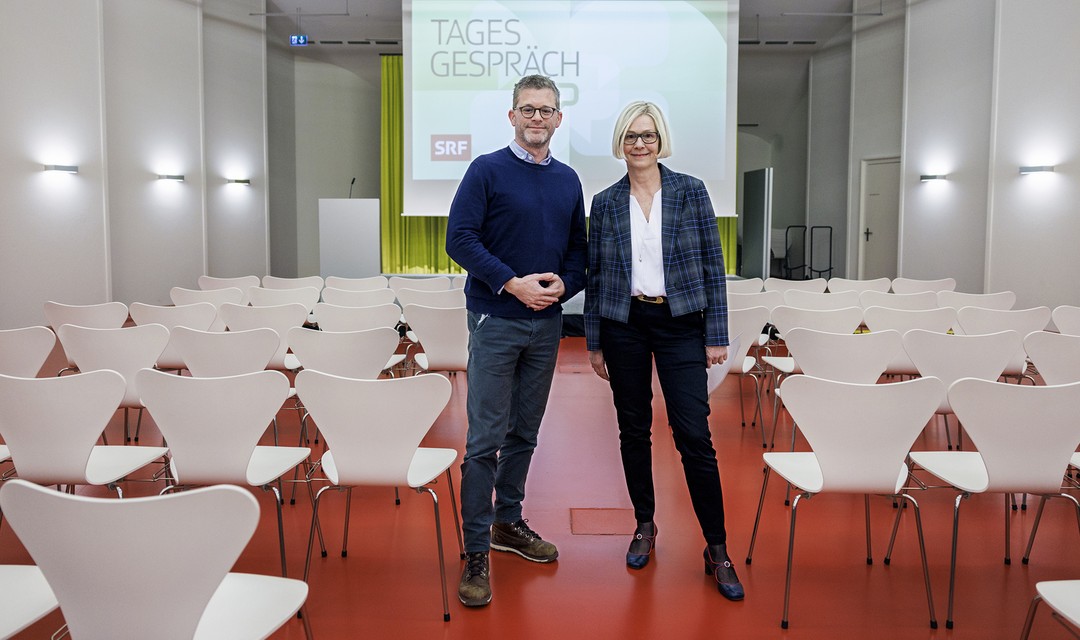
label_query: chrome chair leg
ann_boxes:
[1019,594,1044,640]
[420,486,451,621]
[899,493,938,629]
[864,494,873,565]
[745,465,772,564]
[304,485,334,583]
[342,487,353,557]
[444,469,464,558]
[781,492,807,629]
[946,492,970,629]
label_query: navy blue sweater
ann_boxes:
[445,147,587,319]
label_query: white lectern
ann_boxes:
[318,198,381,278]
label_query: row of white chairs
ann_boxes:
[730,288,1021,313]
[727,275,958,295]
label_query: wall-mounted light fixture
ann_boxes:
[157,174,185,181]
[44,164,79,174]
[226,178,251,185]
[920,174,948,182]
[1019,165,1055,175]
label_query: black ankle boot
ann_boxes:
[704,544,745,601]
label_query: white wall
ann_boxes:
[900,0,994,294]
[986,0,1080,309]
[0,0,267,327]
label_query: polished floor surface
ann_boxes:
[3,337,1079,639]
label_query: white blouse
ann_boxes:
[629,188,665,297]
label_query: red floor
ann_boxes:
[3,337,1079,639]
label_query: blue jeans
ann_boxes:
[460,311,562,553]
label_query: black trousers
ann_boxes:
[599,298,728,545]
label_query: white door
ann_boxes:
[858,157,901,280]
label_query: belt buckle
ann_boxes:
[635,294,665,305]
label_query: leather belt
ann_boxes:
[633,294,666,305]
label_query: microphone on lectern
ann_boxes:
[348,177,356,198]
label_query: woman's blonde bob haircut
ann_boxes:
[611,101,673,160]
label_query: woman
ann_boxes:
[584,101,742,601]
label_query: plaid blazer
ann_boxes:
[584,164,729,351]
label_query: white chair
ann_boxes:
[287,327,400,380]
[56,323,169,444]
[248,285,322,313]
[388,275,452,294]
[137,368,310,579]
[401,304,469,375]
[321,287,398,307]
[1052,304,1080,336]
[262,275,324,291]
[890,276,956,294]
[450,275,467,289]
[826,277,891,294]
[169,286,243,331]
[43,301,129,374]
[0,325,56,377]
[937,290,1016,312]
[0,479,311,640]
[726,277,764,294]
[782,290,861,311]
[1020,580,1080,640]
[955,306,1051,380]
[863,306,956,376]
[902,329,1020,450]
[395,287,466,309]
[746,375,945,630]
[763,277,827,294]
[1023,331,1080,476]
[908,378,1080,630]
[197,275,261,305]
[859,290,939,311]
[295,370,461,621]
[727,306,772,444]
[0,565,57,640]
[0,370,167,497]
[218,303,309,370]
[727,290,784,312]
[324,275,388,291]
[169,327,279,378]
[313,302,401,332]
[129,302,217,372]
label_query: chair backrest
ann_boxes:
[169,287,243,331]
[197,275,261,305]
[826,277,891,294]
[902,329,1020,413]
[388,275,452,294]
[1052,305,1080,336]
[0,326,56,377]
[248,285,321,312]
[43,301,128,330]
[778,375,944,493]
[55,324,169,407]
[324,275,389,291]
[0,479,259,640]
[262,275,324,291]
[169,326,279,377]
[401,304,469,372]
[949,378,1080,493]
[725,277,763,294]
[450,275,467,289]
[782,328,902,383]
[137,369,289,485]
[727,290,784,312]
[218,303,308,369]
[956,306,1051,374]
[1025,331,1080,385]
[763,277,828,294]
[320,286,398,307]
[287,327,400,379]
[727,306,771,369]
[890,276,956,294]
[129,302,217,370]
[768,306,864,337]
[937,290,1016,312]
[314,302,402,332]
[396,287,466,309]
[863,307,957,375]
[707,334,741,394]
[295,371,451,486]
[859,290,939,311]
[0,370,125,485]
[782,290,861,311]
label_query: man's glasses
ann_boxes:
[516,106,559,119]
[623,131,660,145]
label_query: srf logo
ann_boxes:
[431,135,471,161]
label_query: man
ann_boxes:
[445,74,587,607]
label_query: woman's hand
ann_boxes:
[705,345,728,368]
[589,350,610,381]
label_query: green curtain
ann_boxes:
[380,54,736,276]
